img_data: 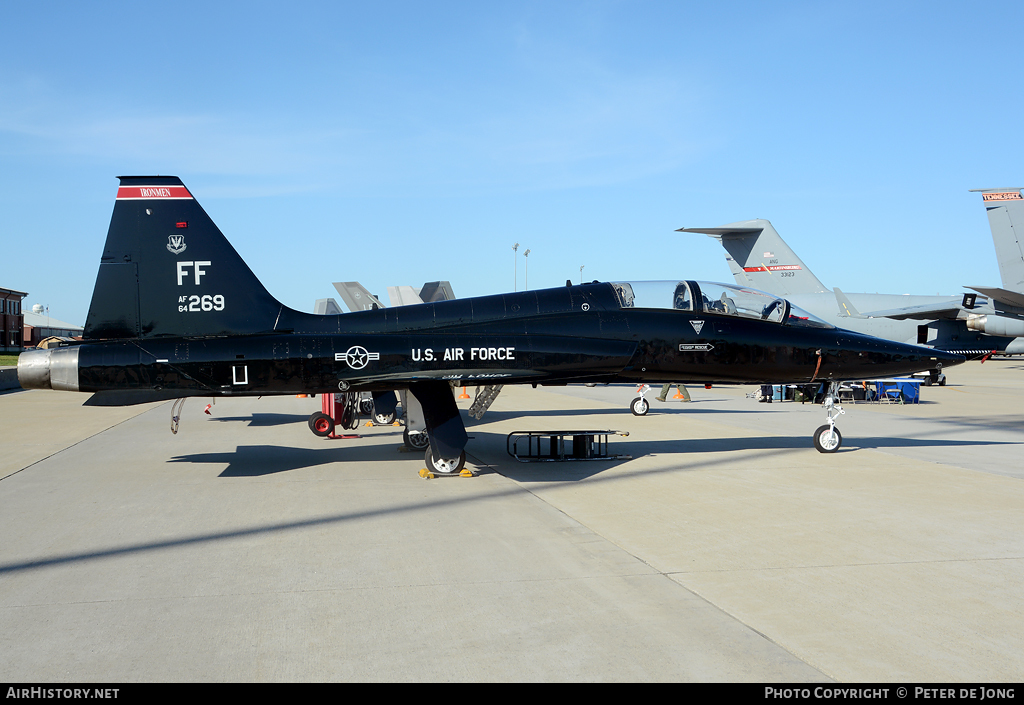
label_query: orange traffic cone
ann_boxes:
[458,386,470,399]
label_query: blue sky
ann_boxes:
[2,1,1022,326]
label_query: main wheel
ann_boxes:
[374,410,397,425]
[359,398,374,415]
[404,427,430,450]
[813,424,842,453]
[630,396,649,416]
[425,447,466,474]
[310,412,335,437]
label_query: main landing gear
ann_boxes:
[812,381,845,453]
[404,427,430,450]
[409,380,471,477]
[424,447,467,474]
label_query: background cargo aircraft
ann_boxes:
[963,188,1024,340]
[330,280,456,313]
[681,212,1024,374]
[18,177,962,468]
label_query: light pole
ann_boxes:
[523,249,530,290]
[580,265,584,284]
[512,242,520,291]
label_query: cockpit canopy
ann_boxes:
[609,281,833,329]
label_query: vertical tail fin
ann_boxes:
[332,282,387,312]
[970,188,1024,292]
[677,219,828,296]
[84,176,282,340]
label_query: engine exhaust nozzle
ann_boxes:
[17,347,80,391]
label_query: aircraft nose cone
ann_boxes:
[831,333,964,380]
[930,347,966,368]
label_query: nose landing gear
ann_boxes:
[630,384,651,416]
[813,381,845,453]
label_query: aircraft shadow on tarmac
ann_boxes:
[471,432,1020,483]
[168,439,408,476]
[163,422,1019,478]
[207,412,313,427]
[924,414,1024,433]
[471,404,767,424]
[5,436,1018,577]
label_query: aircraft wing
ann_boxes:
[833,288,969,320]
[854,302,968,321]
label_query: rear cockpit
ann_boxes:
[610,280,833,329]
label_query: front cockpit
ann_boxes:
[609,280,833,329]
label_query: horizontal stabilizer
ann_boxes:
[678,224,765,237]
[966,286,1024,311]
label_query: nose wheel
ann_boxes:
[813,381,844,453]
[630,396,649,416]
[630,384,651,416]
[813,424,842,453]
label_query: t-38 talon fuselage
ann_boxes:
[18,176,964,469]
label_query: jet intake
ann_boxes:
[18,347,80,392]
[966,315,1024,338]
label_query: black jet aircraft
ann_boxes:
[18,177,964,469]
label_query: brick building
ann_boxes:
[1,287,28,353]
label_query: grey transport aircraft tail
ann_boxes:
[966,188,1024,303]
[969,188,1024,293]
[676,219,828,296]
[964,188,1024,341]
[683,211,1024,360]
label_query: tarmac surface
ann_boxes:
[1,360,1022,682]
